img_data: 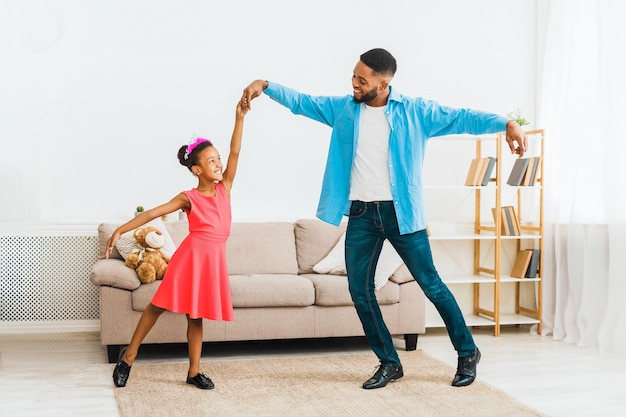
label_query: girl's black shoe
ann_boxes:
[112,346,131,387]
[186,373,214,390]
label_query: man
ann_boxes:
[241,48,526,389]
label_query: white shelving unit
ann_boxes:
[423,130,544,336]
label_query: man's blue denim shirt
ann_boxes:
[264,81,508,235]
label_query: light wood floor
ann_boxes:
[1,326,625,417]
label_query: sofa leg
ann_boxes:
[107,344,121,363]
[404,334,418,351]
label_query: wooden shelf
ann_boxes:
[434,133,498,142]
[429,234,498,241]
[424,130,545,336]
[498,314,541,326]
[440,275,541,284]
[427,314,540,329]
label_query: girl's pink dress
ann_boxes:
[151,183,234,321]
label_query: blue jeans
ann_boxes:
[345,200,477,365]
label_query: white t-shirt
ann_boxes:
[349,104,392,201]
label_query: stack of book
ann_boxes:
[506,156,542,186]
[510,249,541,278]
[491,206,521,236]
[464,157,496,186]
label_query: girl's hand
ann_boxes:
[105,231,121,259]
[236,101,249,119]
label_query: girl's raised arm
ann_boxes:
[221,102,248,194]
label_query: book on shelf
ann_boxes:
[502,206,516,236]
[511,250,533,278]
[465,157,496,186]
[507,158,529,186]
[464,157,485,186]
[504,206,521,235]
[491,207,507,235]
[491,206,521,236]
[525,249,541,278]
[477,158,489,186]
[522,157,536,186]
[529,156,542,185]
[507,156,542,186]
[480,157,496,186]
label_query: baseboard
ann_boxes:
[0,320,100,334]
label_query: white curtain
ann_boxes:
[539,0,626,355]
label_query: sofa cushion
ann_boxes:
[294,219,347,274]
[312,232,404,290]
[90,259,142,290]
[302,274,400,306]
[130,274,316,312]
[132,281,162,311]
[229,274,314,307]
[389,264,414,285]
[226,222,298,275]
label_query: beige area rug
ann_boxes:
[114,350,546,417]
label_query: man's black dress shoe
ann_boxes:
[452,348,481,387]
[112,346,131,388]
[362,363,403,389]
[186,373,215,390]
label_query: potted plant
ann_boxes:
[135,206,144,217]
[507,108,530,128]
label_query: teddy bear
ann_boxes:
[124,226,171,284]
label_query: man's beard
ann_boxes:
[353,87,379,103]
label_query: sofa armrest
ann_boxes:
[89,259,141,290]
[389,264,414,285]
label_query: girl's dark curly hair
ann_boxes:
[177,138,214,172]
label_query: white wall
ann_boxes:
[0,0,538,228]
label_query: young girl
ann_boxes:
[105,102,247,390]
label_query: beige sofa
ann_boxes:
[90,218,425,363]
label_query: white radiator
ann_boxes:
[0,234,99,326]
